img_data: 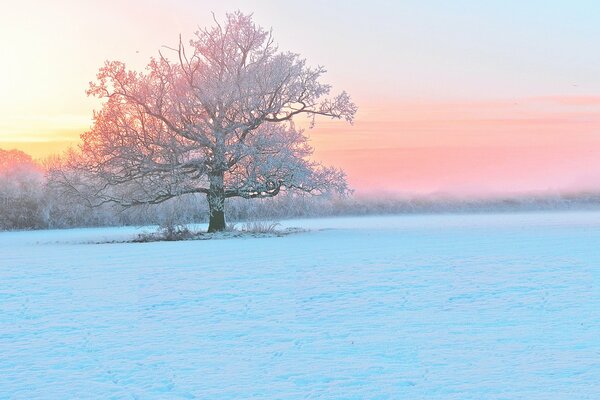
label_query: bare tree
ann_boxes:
[53,11,357,232]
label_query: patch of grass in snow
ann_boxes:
[134,224,197,242]
[239,220,281,234]
[121,222,305,244]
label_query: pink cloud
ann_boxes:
[530,95,600,106]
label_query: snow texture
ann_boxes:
[1,211,599,399]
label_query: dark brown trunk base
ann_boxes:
[208,210,226,232]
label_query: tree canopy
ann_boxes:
[53,11,357,232]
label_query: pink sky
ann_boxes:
[306,96,600,194]
[1,1,600,195]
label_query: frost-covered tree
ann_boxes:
[0,149,46,229]
[0,148,35,171]
[53,11,356,232]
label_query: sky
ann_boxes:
[1,0,600,195]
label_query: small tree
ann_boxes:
[0,149,46,230]
[53,11,357,232]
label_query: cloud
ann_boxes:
[530,95,600,106]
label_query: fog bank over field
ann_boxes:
[332,191,600,214]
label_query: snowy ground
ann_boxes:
[1,211,599,399]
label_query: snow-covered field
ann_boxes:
[1,211,599,399]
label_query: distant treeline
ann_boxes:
[1,148,600,231]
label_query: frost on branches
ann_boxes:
[52,11,357,232]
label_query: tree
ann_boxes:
[0,148,35,172]
[53,11,357,232]
[0,149,46,230]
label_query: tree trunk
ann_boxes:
[207,171,226,232]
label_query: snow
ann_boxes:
[1,211,599,399]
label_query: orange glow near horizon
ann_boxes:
[3,95,600,195]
